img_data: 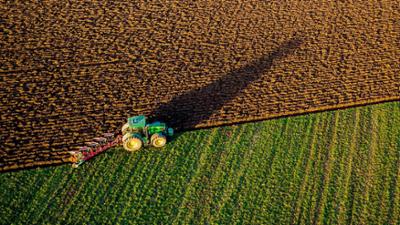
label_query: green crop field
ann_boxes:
[1,102,399,224]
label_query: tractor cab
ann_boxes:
[121,115,173,151]
[128,115,146,129]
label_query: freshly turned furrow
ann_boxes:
[1,0,399,171]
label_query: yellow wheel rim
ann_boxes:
[124,137,142,151]
[153,137,166,147]
[127,140,138,149]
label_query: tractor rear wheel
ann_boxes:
[151,134,167,148]
[123,136,143,152]
[121,123,130,135]
[122,133,131,143]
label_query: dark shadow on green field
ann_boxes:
[150,37,303,142]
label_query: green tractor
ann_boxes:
[121,115,174,151]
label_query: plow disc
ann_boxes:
[69,133,122,168]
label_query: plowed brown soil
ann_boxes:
[1,1,399,172]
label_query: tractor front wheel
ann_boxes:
[123,135,143,152]
[151,134,167,148]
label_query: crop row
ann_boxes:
[1,101,398,224]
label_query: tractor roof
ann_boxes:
[128,115,146,128]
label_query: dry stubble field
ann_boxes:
[1,1,399,171]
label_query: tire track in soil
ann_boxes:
[385,103,400,225]
[298,112,330,224]
[289,115,320,225]
[328,110,356,224]
[282,116,314,224]
[211,123,266,221]
[207,125,251,223]
[346,108,372,225]
[236,120,280,223]
[337,108,360,224]
[312,112,339,225]
[372,105,393,225]
[248,119,290,224]
[30,168,74,224]
[172,129,218,224]
[160,131,210,223]
[56,150,126,220]
[358,106,379,224]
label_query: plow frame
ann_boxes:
[70,134,122,168]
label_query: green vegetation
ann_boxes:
[1,102,399,224]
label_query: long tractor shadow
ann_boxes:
[1,37,303,172]
[149,37,303,141]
